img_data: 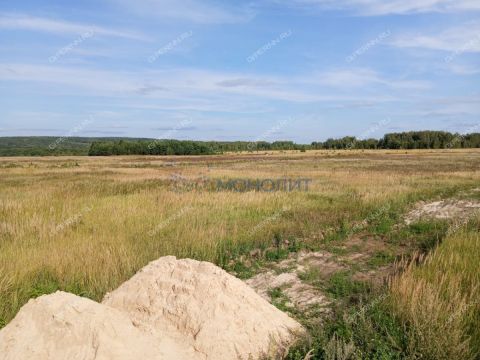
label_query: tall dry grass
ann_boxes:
[1,150,479,327]
[390,227,480,359]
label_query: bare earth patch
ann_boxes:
[405,199,480,225]
[247,195,480,324]
[246,251,342,311]
[245,234,406,317]
[246,270,330,310]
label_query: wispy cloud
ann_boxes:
[410,95,480,118]
[314,68,382,87]
[0,64,409,109]
[306,68,432,90]
[81,130,126,135]
[110,0,255,24]
[445,63,480,75]
[152,126,197,131]
[0,63,372,102]
[391,22,480,53]
[280,0,480,15]
[216,78,277,88]
[0,13,148,41]
[0,127,60,133]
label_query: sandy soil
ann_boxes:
[103,256,303,360]
[0,257,302,360]
[246,251,340,311]
[405,199,480,225]
[0,291,190,360]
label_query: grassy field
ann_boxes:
[390,228,480,359]
[1,149,479,358]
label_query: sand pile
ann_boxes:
[0,291,191,360]
[103,256,303,359]
[0,256,302,360]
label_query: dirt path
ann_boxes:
[244,195,480,322]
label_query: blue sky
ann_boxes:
[0,0,479,143]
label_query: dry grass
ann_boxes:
[390,227,480,359]
[0,149,479,327]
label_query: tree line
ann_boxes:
[88,131,480,156]
[1,131,479,157]
[87,140,307,155]
[312,131,480,150]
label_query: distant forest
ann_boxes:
[312,131,480,150]
[0,131,479,156]
[87,131,480,155]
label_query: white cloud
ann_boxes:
[314,68,382,87]
[0,64,135,93]
[0,63,403,105]
[280,0,480,15]
[305,68,431,90]
[110,0,255,24]
[446,63,480,75]
[408,95,480,119]
[389,80,432,90]
[0,13,148,41]
[391,22,480,53]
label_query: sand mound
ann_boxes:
[0,291,192,360]
[0,257,302,359]
[103,256,303,359]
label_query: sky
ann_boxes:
[0,0,479,143]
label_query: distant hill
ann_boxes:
[1,131,479,156]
